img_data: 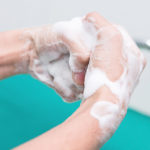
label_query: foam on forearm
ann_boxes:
[83,25,145,145]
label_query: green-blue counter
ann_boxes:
[0,75,150,150]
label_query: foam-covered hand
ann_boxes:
[25,16,97,102]
[82,12,146,146]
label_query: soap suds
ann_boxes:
[26,16,145,144]
[91,101,121,145]
[83,24,145,144]
[28,17,97,102]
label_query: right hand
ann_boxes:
[82,12,146,146]
[25,15,97,102]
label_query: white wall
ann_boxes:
[0,0,149,115]
[0,0,150,39]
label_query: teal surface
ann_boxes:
[0,75,150,150]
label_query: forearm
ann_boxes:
[13,100,101,150]
[13,12,145,150]
[14,86,121,150]
[0,30,33,79]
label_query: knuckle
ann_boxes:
[72,51,90,63]
[79,53,90,64]
[84,12,102,25]
[86,12,100,19]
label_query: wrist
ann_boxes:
[27,25,56,52]
[19,28,35,74]
[0,29,34,79]
[24,25,59,74]
[10,29,34,74]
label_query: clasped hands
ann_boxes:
[21,12,146,146]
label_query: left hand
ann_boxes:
[24,16,97,102]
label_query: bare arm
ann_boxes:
[13,87,114,150]
[0,30,32,79]
[13,12,146,150]
[0,32,116,150]
[0,12,145,150]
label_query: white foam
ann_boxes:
[53,17,97,72]
[83,25,145,144]
[27,16,145,144]
[91,101,120,145]
[29,17,97,102]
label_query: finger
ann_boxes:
[72,71,86,85]
[68,12,111,73]
[115,24,147,72]
[67,40,90,72]
[60,24,91,85]
[84,12,111,30]
[85,12,124,81]
[65,38,89,85]
[70,12,110,85]
[83,12,124,100]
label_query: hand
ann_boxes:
[82,12,146,146]
[25,17,97,102]
[13,12,147,150]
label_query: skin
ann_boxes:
[0,12,146,150]
[0,30,31,79]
